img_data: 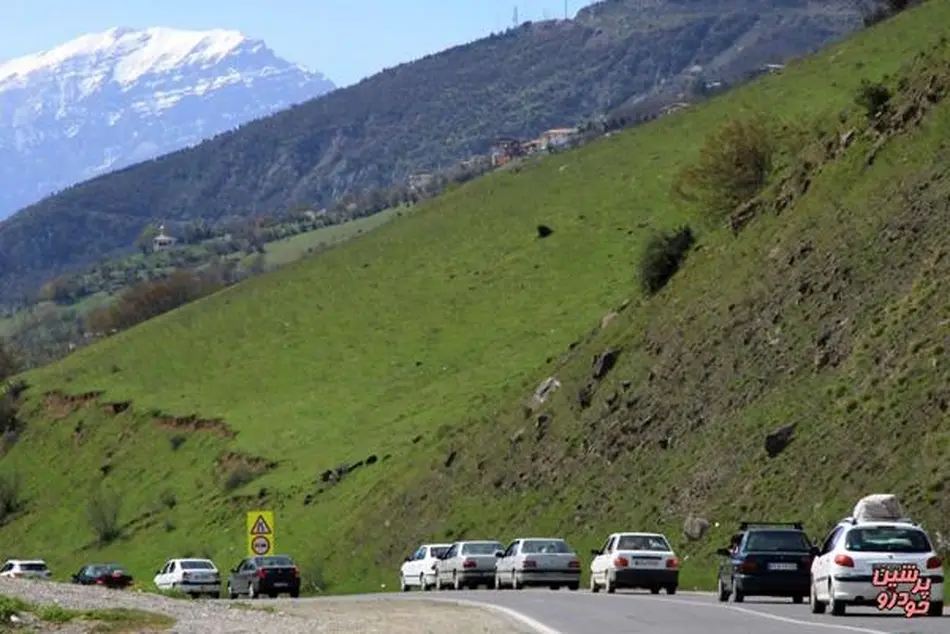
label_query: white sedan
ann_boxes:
[589,532,679,594]
[494,537,581,590]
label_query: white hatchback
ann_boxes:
[810,518,944,617]
[0,559,51,580]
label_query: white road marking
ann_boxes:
[628,595,891,634]
[429,597,563,634]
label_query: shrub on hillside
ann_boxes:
[0,341,17,383]
[0,472,23,522]
[672,116,774,219]
[639,226,696,295]
[87,488,122,545]
[855,80,892,120]
[85,269,224,335]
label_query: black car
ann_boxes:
[71,563,134,589]
[716,521,818,603]
[226,555,300,599]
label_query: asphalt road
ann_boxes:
[308,589,950,634]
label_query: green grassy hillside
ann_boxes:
[2,1,949,594]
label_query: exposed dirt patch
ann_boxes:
[43,390,103,419]
[154,413,236,439]
[216,451,277,473]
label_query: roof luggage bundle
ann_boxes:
[852,493,904,523]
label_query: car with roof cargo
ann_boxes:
[0,559,51,580]
[716,521,815,604]
[494,537,581,590]
[399,542,451,591]
[810,494,943,617]
[589,532,680,594]
[153,558,221,598]
[71,563,133,589]
[434,540,505,590]
[226,555,300,599]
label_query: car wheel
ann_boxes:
[590,573,599,593]
[828,581,845,616]
[732,579,744,603]
[666,585,677,595]
[567,582,579,591]
[792,595,803,604]
[650,586,660,595]
[809,581,825,614]
[717,578,729,602]
[927,600,943,617]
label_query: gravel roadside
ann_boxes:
[0,579,531,633]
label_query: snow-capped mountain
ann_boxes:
[0,26,335,219]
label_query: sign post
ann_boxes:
[246,510,275,557]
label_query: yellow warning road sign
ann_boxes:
[246,510,275,556]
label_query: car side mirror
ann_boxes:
[495,551,503,558]
[590,549,600,556]
[716,548,731,557]
[809,546,820,556]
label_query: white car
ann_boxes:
[399,543,451,591]
[810,517,944,617]
[153,558,221,598]
[494,537,581,590]
[0,559,51,580]
[434,540,504,590]
[589,532,680,594]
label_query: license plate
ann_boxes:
[631,560,657,567]
[768,563,797,571]
[273,582,287,587]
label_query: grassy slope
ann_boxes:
[3,3,949,594]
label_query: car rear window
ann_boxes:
[846,527,932,553]
[257,556,294,567]
[21,563,48,571]
[430,547,449,559]
[744,530,811,552]
[462,542,504,555]
[521,540,571,554]
[180,560,215,570]
[617,535,672,551]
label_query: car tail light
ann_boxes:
[666,557,680,570]
[462,559,477,569]
[568,559,580,569]
[834,555,855,568]
[926,556,942,569]
[613,557,629,568]
[522,559,537,569]
[738,561,758,574]
[256,568,267,579]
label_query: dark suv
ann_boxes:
[716,521,818,604]
[226,555,300,599]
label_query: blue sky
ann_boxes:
[0,0,594,87]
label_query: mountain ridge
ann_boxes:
[0,1,864,305]
[0,26,335,220]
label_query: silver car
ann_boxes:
[494,537,581,590]
[435,540,504,590]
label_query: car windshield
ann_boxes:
[744,530,811,552]
[462,542,504,555]
[181,560,215,570]
[21,563,48,571]
[430,547,449,559]
[522,540,571,554]
[256,556,294,567]
[846,527,933,553]
[617,535,671,551]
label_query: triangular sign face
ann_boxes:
[250,515,271,535]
